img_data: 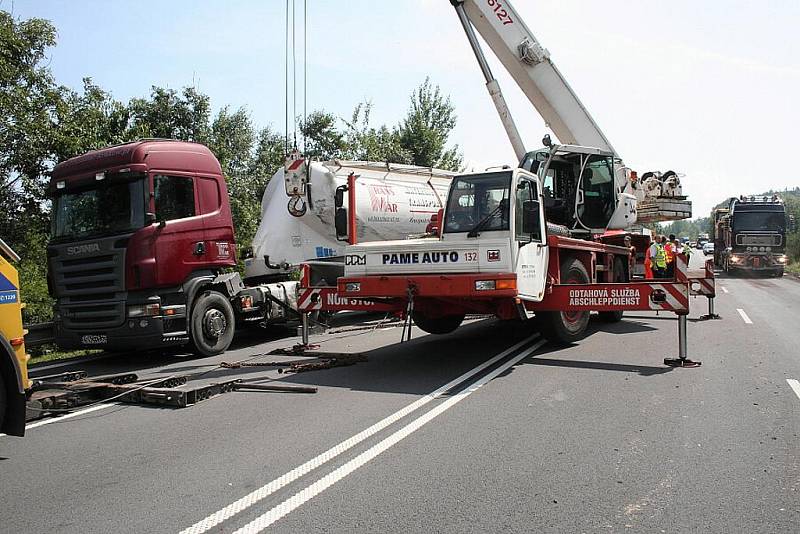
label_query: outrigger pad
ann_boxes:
[697,314,722,321]
[663,357,702,368]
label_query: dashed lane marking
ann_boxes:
[232,338,548,534]
[787,379,800,401]
[736,308,753,324]
[721,286,729,294]
[180,334,541,534]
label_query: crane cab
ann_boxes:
[519,144,636,234]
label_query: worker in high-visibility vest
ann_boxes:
[682,241,693,261]
[649,236,668,279]
[664,233,677,278]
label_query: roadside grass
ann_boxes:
[787,261,800,276]
[27,345,102,366]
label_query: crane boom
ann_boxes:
[454,0,616,155]
[451,0,692,225]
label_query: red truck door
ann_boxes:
[152,174,208,286]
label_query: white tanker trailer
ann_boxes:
[244,159,455,283]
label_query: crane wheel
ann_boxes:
[598,257,627,323]
[536,257,591,344]
[189,290,235,357]
[411,312,465,335]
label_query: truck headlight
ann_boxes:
[746,246,752,252]
[345,282,361,292]
[475,279,516,291]
[475,280,496,291]
[730,255,742,263]
[128,303,161,318]
[759,246,766,252]
[765,246,771,252]
[777,255,788,264]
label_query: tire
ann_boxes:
[598,257,627,323]
[536,257,591,344]
[0,375,6,431]
[189,290,235,357]
[411,312,464,335]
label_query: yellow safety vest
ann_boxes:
[654,244,667,269]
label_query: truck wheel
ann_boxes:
[0,376,6,431]
[537,257,590,344]
[189,291,235,357]
[598,257,627,323]
[411,312,464,335]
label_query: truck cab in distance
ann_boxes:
[713,195,791,276]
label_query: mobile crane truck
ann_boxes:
[297,0,711,366]
[1,238,30,437]
[46,141,454,357]
[713,195,793,276]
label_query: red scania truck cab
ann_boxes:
[48,140,238,354]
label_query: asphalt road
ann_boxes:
[2,254,799,533]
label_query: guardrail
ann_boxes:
[24,322,55,349]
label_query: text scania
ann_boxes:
[568,288,641,307]
[382,251,459,265]
[66,243,100,255]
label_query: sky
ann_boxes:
[7,0,800,218]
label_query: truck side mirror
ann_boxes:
[145,212,157,224]
[334,186,346,209]
[521,199,542,240]
[335,208,349,241]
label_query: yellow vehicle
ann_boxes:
[1,237,29,436]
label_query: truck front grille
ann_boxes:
[50,239,127,329]
[736,234,781,246]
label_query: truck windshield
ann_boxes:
[733,212,785,232]
[51,175,146,240]
[444,172,511,233]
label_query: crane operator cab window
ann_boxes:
[521,149,616,232]
[444,172,511,234]
[576,155,615,230]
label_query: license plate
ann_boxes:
[80,334,108,345]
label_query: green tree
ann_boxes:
[396,77,461,170]
[300,110,346,161]
[127,86,210,142]
[341,102,411,163]
[0,11,63,321]
[53,78,130,160]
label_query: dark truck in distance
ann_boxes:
[47,140,298,356]
[712,195,793,276]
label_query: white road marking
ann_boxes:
[180,334,541,534]
[231,338,547,534]
[0,403,117,438]
[787,379,800,401]
[721,286,729,294]
[736,308,753,324]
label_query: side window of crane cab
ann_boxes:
[515,179,541,242]
[154,175,196,221]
